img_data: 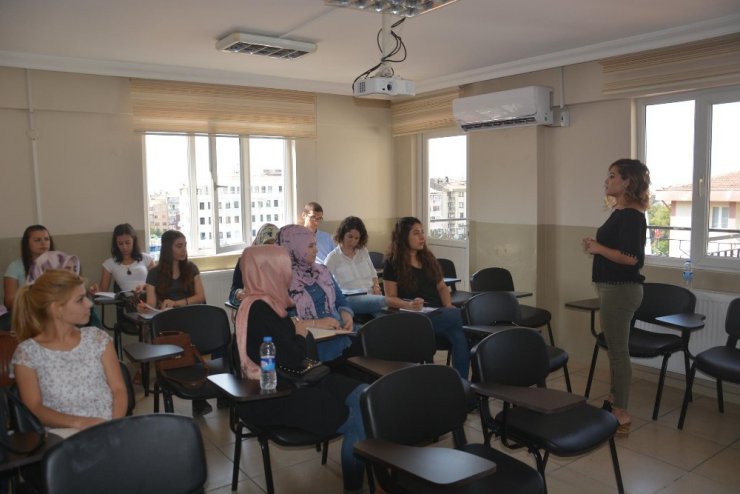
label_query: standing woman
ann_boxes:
[143,230,205,310]
[382,217,470,379]
[3,225,55,311]
[89,223,154,295]
[583,158,650,434]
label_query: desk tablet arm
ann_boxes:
[470,382,585,414]
[354,439,496,488]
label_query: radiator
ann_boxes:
[200,269,236,329]
[635,289,737,376]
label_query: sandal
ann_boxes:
[615,422,631,437]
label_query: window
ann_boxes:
[424,134,468,241]
[144,134,295,258]
[639,86,740,270]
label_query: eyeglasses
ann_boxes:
[307,215,323,222]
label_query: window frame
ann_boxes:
[637,85,740,272]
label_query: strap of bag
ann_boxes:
[0,389,45,455]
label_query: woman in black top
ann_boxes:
[233,244,366,491]
[383,217,470,378]
[583,158,650,435]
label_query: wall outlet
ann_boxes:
[559,109,570,127]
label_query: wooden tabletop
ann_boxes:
[655,313,706,331]
[471,382,586,414]
[354,439,496,487]
[207,373,291,401]
[347,357,418,379]
[124,342,183,363]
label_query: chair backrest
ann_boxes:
[359,312,436,363]
[360,364,468,446]
[151,305,231,356]
[42,414,207,494]
[470,267,515,292]
[463,292,521,326]
[471,328,550,387]
[726,297,740,344]
[0,332,18,388]
[634,282,696,324]
[369,251,384,270]
[437,258,457,278]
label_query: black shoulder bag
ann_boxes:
[0,388,45,462]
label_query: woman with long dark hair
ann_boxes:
[4,225,56,310]
[143,230,204,310]
[382,217,470,378]
[583,158,650,435]
[89,223,154,295]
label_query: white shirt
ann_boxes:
[102,253,153,292]
[325,246,377,291]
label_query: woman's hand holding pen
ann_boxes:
[406,297,424,311]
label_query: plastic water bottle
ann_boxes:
[682,259,694,288]
[260,336,277,391]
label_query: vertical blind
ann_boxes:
[129,78,317,138]
[391,88,460,136]
[600,33,740,96]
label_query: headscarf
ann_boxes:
[276,225,337,320]
[26,251,80,284]
[234,245,294,378]
[252,223,279,246]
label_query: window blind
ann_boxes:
[129,78,316,138]
[391,88,460,136]
[600,33,740,96]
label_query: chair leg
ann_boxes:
[608,437,625,494]
[446,350,451,366]
[683,349,693,403]
[259,436,276,494]
[164,391,174,414]
[585,343,600,397]
[231,423,243,491]
[531,448,548,494]
[562,363,572,393]
[545,322,555,347]
[678,362,697,430]
[653,353,671,420]
[153,381,160,413]
[321,440,329,464]
[717,379,724,413]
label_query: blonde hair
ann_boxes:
[12,269,86,342]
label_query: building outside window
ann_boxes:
[144,134,294,259]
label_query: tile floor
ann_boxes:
[130,356,740,494]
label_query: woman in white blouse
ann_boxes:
[89,223,154,295]
[325,216,387,318]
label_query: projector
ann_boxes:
[353,76,416,97]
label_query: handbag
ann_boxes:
[0,388,45,462]
[153,331,209,389]
[277,358,329,388]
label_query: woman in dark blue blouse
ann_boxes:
[583,158,650,435]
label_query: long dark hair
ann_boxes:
[155,230,194,302]
[111,223,144,263]
[21,225,56,275]
[333,216,369,248]
[610,158,651,210]
[387,217,442,293]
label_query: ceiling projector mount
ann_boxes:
[352,15,415,97]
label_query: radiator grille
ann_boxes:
[635,289,736,374]
[200,269,236,329]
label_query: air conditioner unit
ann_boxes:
[452,86,553,131]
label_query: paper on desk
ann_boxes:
[95,292,117,299]
[307,327,352,341]
[400,306,441,314]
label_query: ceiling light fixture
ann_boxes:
[216,32,317,60]
[324,0,459,18]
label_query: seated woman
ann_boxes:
[382,217,470,379]
[234,244,366,493]
[143,230,205,310]
[228,223,278,307]
[276,225,354,362]
[3,225,55,311]
[11,269,127,431]
[142,230,208,416]
[325,216,387,318]
[89,223,154,295]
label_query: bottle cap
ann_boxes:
[263,336,273,343]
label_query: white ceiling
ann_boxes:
[1,0,739,96]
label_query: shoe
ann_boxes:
[601,400,613,412]
[615,422,631,437]
[192,400,213,417]
[133,369,142,385]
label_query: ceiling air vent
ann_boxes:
[216,32,317,60]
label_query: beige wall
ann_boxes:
[0,68,396,300]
